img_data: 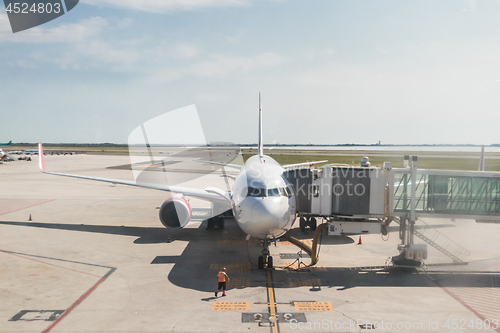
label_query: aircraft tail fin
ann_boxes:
[38,142,46,173]
[258,92,264,159]
[7,141,11,145]
[479,145,485,171]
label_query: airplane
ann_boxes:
[0,149,15,162]
[0,141,12,146]
[38,94,327,269]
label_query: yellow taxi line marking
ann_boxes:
[266,269,279,333]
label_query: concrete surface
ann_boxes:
[1,155,500,332]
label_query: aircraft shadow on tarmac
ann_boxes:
[1,220,499,292]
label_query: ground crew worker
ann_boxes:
[215,267,230,297]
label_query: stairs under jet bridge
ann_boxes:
[392,217,470,264]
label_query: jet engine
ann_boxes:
[159,197,192,229]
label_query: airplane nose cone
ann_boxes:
[251,199,285,237]
[252,200,276,224]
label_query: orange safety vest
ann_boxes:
[218,271,226,282]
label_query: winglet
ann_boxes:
[38,142,46,173]
[258,92,264,159]
[479,145,485,171]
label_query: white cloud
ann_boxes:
[255,52,283,66]
[71,39,140,71]
[142,51,284,84]
[0,16,142,72]
[0,17,107,43]
[81,0,249,13]
[188,52,284,77]
[173,44,200,59]
[143,67,183,85]
[150,42,201,61]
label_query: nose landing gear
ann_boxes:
[257,255,274,270]
[258,239,274,270]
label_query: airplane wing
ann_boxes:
[282,160,328,169]
[197,160,242,170]
[38,143,230,204]
[199,158,329,170]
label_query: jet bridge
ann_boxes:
[285,159,500,221]
[284,156,500,265]
[284,163,394,218]
[393,169,500,220]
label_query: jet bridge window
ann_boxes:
[247,187,267,197]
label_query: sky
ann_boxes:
[1,0,500,145]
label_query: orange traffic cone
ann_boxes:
[358,236,362,245]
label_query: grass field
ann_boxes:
[242,150,500,172]
[4,144,500,172]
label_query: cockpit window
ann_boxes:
[244,186,292,198]
[268,188,280,197]
[248,187,267,197]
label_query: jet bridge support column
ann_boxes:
[400,156,417,248]
[409,156,417,245]
[394,156,425,266]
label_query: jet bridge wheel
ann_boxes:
[309,217,317,231]
[299,217,307,233]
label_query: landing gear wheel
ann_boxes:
[267,255,273,269]
[299,217,307,233]
[206,218,214,230]
[216,216,225,229]
[309,217,317,231]
[206,216,224,230]
[258,256,265,270]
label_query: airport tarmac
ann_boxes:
[2,154,500,332]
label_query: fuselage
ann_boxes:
[231,154,297,239]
